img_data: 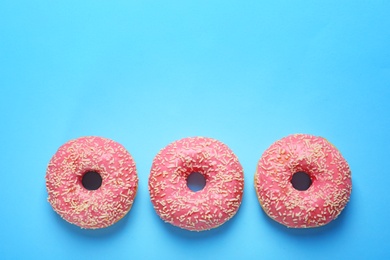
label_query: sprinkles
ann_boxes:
[148,137,244,231]
[45,136,138,229]
[254,134,352,228]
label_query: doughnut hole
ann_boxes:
[82,171,102,190]
[291,171,312,191]
[187,172,206,192]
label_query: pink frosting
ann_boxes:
[255,134,352,228]
[46,136,138,229]
[149,137,244,231]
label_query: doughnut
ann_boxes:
[46,136,138,229]
[254,134,352,228]
[148,137,244,231]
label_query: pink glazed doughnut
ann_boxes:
[46,136,138,229]
[149,137,244,231]
[254,134,352,228]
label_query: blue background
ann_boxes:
[1,1,389,259]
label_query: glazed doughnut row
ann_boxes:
[46,134,352,231]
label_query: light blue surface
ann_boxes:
[1,1,389,259]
